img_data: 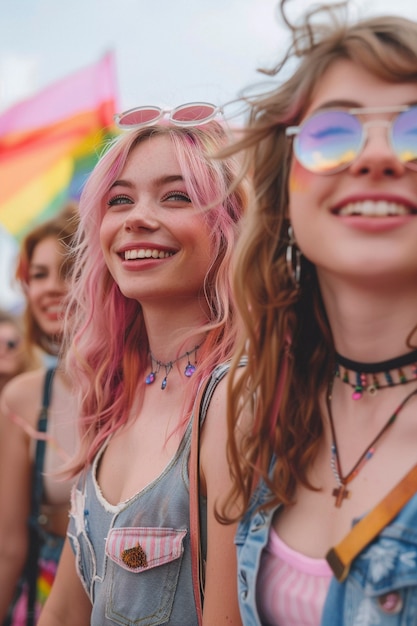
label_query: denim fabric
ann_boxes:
[67,363,235,625]
[236,479,417,626]
[322,494,417,626]
[68,413,206,626]
[235,479,281,626]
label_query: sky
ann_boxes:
[0,0,416,311]
[1,0,416,115]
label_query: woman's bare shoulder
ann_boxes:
[1,367,46,425]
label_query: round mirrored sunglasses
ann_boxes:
[286,105,417,174]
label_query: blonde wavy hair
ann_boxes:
[15,203,79,358]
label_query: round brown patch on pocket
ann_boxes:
[121,543,148,568]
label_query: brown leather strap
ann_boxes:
[326,462,417,582]
[189,364,232,626]
[189,378,207,626]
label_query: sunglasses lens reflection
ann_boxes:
[295,111,362,174]
[392,107,417,171]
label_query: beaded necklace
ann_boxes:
[145,343,201,390]
[335,348,417,400]
[326,382,417,507]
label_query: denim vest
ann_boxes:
[235,478,417,626]
[67,414,207,626]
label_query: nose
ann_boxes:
[38,263,67,293]
[349,121,405,178]
[47,271,67,293]
[124,202,159,232]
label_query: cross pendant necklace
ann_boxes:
[332,484,350,507]
[329,439,356,508]
[326,382,417,508]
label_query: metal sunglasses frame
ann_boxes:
[285,104,417,173]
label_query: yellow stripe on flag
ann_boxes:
[0,157,73,237]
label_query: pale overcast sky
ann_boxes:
[0,0,416,311]
[1,0,416,114]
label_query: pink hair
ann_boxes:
[65,122,248,473]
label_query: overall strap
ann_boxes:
[26,367,56,626]
[31,367,56,516]
[189,360,244,625]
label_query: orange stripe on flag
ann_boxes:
[0,158,73,237]
[0,110,110,205]
[0,53,118,238]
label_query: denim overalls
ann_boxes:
[68,414,207,626]
[235,476,417,625]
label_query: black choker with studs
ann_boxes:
[335,348,417,400]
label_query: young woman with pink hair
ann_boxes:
[39,111,248,625]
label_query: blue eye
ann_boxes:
[161,191,191,203]
[107,195,134,207]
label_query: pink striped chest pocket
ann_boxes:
[105,527,187,573]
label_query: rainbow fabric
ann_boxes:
[37,557,57,607]
[0,52,118,240]
[8,557,59,624]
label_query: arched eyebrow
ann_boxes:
[110,174,185,191]
[28,262,49,275]
[153,175,185,186]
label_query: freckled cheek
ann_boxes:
[99,220,115,258]
[99,227,121,280]
[99,230,107,255]
[99,242,114,274]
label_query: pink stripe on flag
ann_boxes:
[0,51,118,136]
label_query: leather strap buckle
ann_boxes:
[326,547,350,582]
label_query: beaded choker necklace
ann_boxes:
[145,343,201,390]
[327,382,417,507]
[335,349,417,400]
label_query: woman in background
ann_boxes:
[0,204,79,626]
[0,309,40,395]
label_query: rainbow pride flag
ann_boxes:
[0,52,118,240]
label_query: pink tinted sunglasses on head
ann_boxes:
[114,102,222,130]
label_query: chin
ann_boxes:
[117,285,142,301]
[39,322,63,338]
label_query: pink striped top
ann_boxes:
[256,528,333,626]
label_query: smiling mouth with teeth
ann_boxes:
[337,201,415,217]
[124,249,175,260]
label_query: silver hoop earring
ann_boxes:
[286,225,301,287]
